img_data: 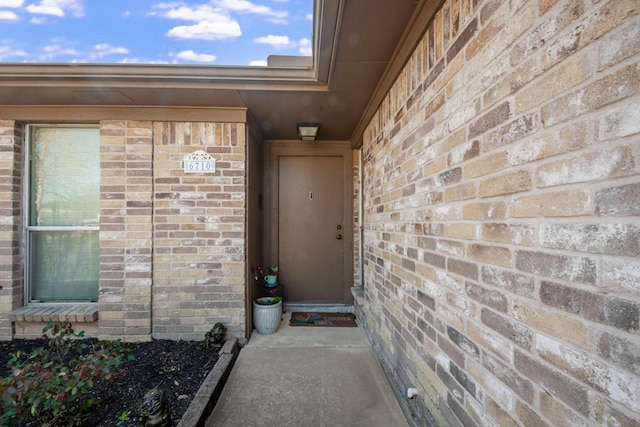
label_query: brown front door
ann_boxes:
[278,156,344,302]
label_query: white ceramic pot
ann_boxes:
[252,297,283,335]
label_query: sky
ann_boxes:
[0,0,313,66]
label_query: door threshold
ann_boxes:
[284,301,354,314]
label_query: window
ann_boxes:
[26,126,100,303]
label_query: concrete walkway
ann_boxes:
[206,311,409,427]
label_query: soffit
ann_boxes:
[0,0,433,143]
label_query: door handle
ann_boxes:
[337,234,343,240]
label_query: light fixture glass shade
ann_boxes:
[296,123,320,141]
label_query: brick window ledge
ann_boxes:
[10,304,98,323]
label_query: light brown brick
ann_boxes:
[482,223,537,246]
[480,170,531,198]
[511,299,587,348]
[507,121,588,166]
[516,50,591,114]
[516,349,590,416]
[536,334,640,408]
[599,98,640,140]
[536,146,634,188]
[542,64,640,127]
[599,17,640,69]
[510,189,590,217]
[446,222,478,240]
[581,0,639,48]
[468,243,512,267]
[510,0,585,66]
[463,151,508,179]
[462,202,506,220]
[538,393,586,426]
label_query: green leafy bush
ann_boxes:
[1,322,133,427]
[254,296,282,305]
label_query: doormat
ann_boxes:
[289,312,357,327]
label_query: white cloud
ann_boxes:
[155,1,290,41]
[26,4,63,16]
[212,0,287,22]
[249,59,267,66]
[118,57,169,64]
[167,21,240,40]
[91,43,130,59]
[25,0,84,18]
[298,38,311,56]
[0,0,24,7]
[40,44,79,59]
[254,35,311,55]
[174,49,216,63]
[154,4,241,40]
[0,10,19,20]
[160,4,223,21]
[0,45,28,60]
[255,35,291,47]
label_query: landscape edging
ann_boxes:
[177,337,239,427]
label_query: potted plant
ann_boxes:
[253,296,283,335]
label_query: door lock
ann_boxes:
[337,234,343,240]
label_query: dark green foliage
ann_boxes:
[254,296,282,305]
[204,322,226,350]
[0,322,133,427]
[117,410,131,426]
[138,387,171,427]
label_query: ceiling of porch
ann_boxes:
[0,0,437,145]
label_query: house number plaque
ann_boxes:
[183,150,216,173]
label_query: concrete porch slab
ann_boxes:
[206,312,408,426]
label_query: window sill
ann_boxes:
[10,304,98,323]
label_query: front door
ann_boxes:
[278,156,344,302]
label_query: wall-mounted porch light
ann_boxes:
[296,123,321,141]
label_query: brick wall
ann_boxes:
[99,121,154,341]
[0,118,247,342]
[353,149,362,288]
[360,0,640,425]
[151,122,246,341]
[0,121,23,341]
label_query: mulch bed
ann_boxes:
[0,338,220,426]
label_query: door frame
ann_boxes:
[263,141,354,304]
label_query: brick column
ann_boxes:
[0,121,24,340]
[99,121,154,341]
[152,122,246,341]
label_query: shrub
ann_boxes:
[1,322,133,427]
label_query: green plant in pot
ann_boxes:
[253,295,283,334]
[254,296,282,306]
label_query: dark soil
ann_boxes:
[0,338,220,426]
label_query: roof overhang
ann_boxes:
[0,0,436,144]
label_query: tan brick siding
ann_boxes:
[361,0,640,425]
[152,122,246,341]
[0,121,23,341]
[0,119,247,342]
[99,120,154,341]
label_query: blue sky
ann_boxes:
[0,0,313,65]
